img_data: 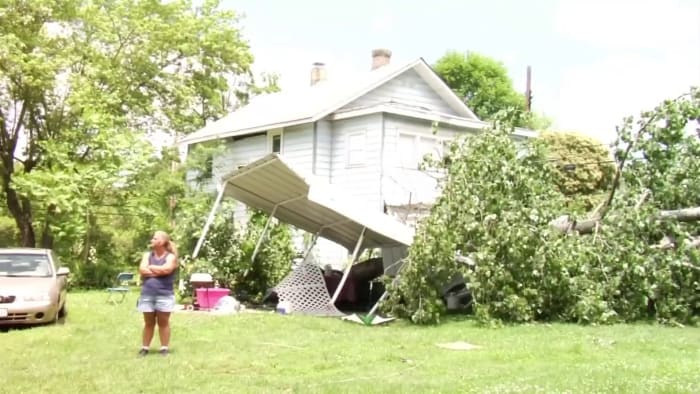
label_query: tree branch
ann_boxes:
[551,206,700,235]
[657,207,700,222]
[600,92,691,220]
[601,118,654,220]
[11,100,26,144]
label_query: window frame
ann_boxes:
[396,131,449,169]
[268,129,283,154]
[346,130,367,167]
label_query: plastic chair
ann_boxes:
[107,272,135,304]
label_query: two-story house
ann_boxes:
[178,49,532,268]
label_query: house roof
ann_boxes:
[178,58,480,146]
[220,153,415,251]
[330,102,536,139]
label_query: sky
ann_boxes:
[220,0,700,144]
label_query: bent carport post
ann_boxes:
[366,257,409,317]
[192,183,226,259]
[250,195,305,263]
[330,226,367,304]
[296,219,351,264]
[300,232,321,262]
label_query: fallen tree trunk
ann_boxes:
[551,206,700,235]
[657,207,700,222]
[654,235,700,250]
[550,216,601,235]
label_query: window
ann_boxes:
[347,131,366,166]
[272,135,282,153]
[398,134,416,168]
[268,129,283,154]
[397,133,446,169]
[0,254,52,278]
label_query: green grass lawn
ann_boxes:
[1,291,699,393]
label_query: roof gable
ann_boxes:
[337,68,462,116]
[178,58,479,146]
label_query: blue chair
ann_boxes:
[107,272,135,304]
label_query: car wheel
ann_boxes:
[55,304,67,325]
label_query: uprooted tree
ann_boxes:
[384,87,700,326]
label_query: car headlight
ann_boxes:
[23,293,51,302]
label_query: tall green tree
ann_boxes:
[434,51,526,122]
[0,0,254,247]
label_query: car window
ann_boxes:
[0,254,53,277]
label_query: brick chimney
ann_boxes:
[371,48,392,70]
[310,62,327,86]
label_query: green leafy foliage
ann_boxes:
[385,89,700,326]
[177,201,295,303]
[0,215,18,247]
[433,50,552,131]
[0,0,293,291]
[0,0,254,247]
[608,88,700,323]
[384,110,565,324]
[434,51,526,123]
[540,131,615,213]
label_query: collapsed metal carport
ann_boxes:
[191,153,415,313]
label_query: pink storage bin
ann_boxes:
[195,288,230,309]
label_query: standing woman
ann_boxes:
[137,230,178,356]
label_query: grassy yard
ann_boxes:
[1,291,699,394]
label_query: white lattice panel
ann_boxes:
[274,263,344,317]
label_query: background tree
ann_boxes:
[0,0,254,247]
[434,50,553,130]
[539,131,615,213]
[434,51,526,121]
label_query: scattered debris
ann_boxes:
[257,342,305,351]
[436,341,482,351]
[342,314,395,325]
[592,337,616,347]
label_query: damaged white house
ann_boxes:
[178,48,533,271]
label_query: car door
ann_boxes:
[51,251,68,302]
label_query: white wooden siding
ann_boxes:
[212,134,267,185]
[339,69,458,115]
[314,120,332,180]
[381,114,476,209]
[281,123,314,174]
[330,113,383,210]
[209,134,267,226]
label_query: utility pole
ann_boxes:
[525,65,532,112]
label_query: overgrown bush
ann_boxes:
[0,216,18,247]
[178,200,294,303]
[539,130,615,213]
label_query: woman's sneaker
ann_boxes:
[159,348,169,356]
[138,348,149,357]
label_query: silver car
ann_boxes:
[0,248,69,326]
